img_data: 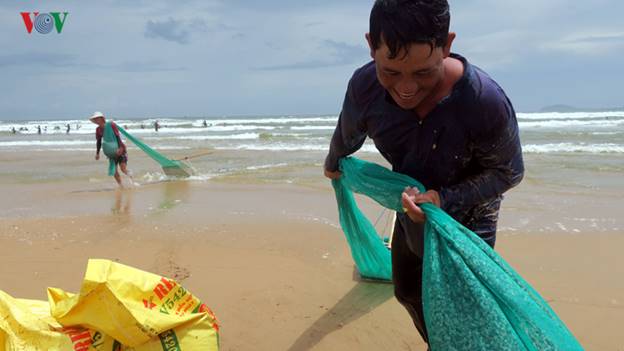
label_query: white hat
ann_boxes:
[89,111,105,122]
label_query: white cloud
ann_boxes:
[1,0,624,117]
[544,31,624,55]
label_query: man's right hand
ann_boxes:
[324,169,341,180]
[95,153,100,160]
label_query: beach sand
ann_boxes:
[1,177,623,350]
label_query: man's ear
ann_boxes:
[442,32,456,58]
[365,33,375,59]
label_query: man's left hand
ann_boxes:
[401,187,441,223]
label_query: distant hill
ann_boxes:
[540,104,624,113]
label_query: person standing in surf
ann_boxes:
[90,111,133,188]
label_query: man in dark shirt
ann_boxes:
[90,111,132,188]
[324,0,524,345]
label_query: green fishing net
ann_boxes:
[332,156,583,350]
[102,122,120,176]
[117,126,180,168]
[101,122,191,177]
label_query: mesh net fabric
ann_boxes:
[332,156,583,350]
[118,126,180,168]
[102,122,120,176]
[102,122,187,177]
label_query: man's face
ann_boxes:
[369,38,450,110]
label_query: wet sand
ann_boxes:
[1,180,623,350]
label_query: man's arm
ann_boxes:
[95,127,102,159]
[324,79,367,175]
[439,97,524,215]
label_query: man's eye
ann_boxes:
[385,71,399,76]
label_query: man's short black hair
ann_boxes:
[369,0,450,59]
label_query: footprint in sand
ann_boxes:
[153,249,191,282]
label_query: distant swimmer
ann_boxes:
[203,120,208,127]
[66,123,71,134]
[154,120,160,132]
[37,125,41,135]
[90,111,134,188]
[11,127,16,134]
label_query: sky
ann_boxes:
[1,0,623,120]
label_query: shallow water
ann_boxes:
[1,112,622,234]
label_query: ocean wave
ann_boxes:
[0,126,96,135]
[214,143,378,152]
[523,143,624,153]
[245,163,289,170]
[174,133,259,140]
[0,148,95,152]
[0,140,92,147]
[216,144,327,151]
[0,139,190,151]
[290,126,335,130]
[519,119,623,129]
[199,116,337,125]
[517,111,624,120]
[131,125,277,134]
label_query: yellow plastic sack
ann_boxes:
[0,259,219,350]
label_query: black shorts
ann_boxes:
[113,152,128,165]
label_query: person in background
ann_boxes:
[90,111,134,188]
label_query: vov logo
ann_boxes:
[21,12,69,34]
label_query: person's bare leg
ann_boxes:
[120,162,134,183]
[114,168,124,188]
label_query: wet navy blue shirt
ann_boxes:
[325,53,524,238]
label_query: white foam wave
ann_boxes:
[175,133,259,140]
[203,116,337,125]
[0,140,190,150]
[216,144,327,151]
[246,163,288,170]
[1,148,94,152]
[205,125,276,132]
[214,143,378,152]
[142,146,191,150]
[121,125,277,135]
[517,111,624,120]
[0,140,92,147]
[519,119,623,129]
[290,126,335,130]
[523,143,624,153]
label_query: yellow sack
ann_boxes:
[0,259,219,350]
[0,290,118,350]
